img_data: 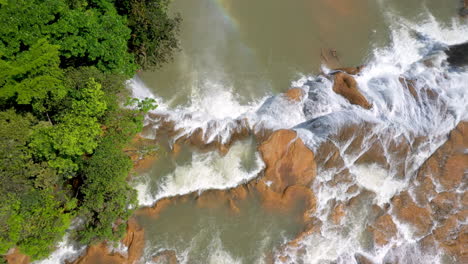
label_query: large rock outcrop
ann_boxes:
[408,122,468,261]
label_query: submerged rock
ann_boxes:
[258,129,316,193]
[152,250,178,264]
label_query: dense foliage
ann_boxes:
[0,0,179,260]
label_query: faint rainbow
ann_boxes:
[210,0,241,31]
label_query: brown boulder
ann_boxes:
[439,154,467,190]
[392,192,433,236]
[258,130,316,193]
[432,213,468,259]
[121,218,145,263]
[367,214,397,246]
[331,203,346,224]
[417,122,467,192]
[284,88,305,102]
[71,244,126,264]
[4,249,30,264]
[430,192,459,219]
[332,72,372,109]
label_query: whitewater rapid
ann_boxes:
[128,13,467,264]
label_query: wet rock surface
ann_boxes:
[284,88,305,102]
[368,214,398,246]
[332,72,372,109]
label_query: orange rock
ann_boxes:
[5,249,30,264]
[368,214,397,246]
[71,244,126,264]
[122,218,145,264]
[284,88,305,102]
[392,192,433,236]
[462,192,468,208]
[432,214,468,259]
[137,198,175,218]
[331,203,346,224]
[439,154,467,190]
[172,143,181,157]
[416,122,467,192]
[332,72,372,109]
[258,130,316,193]
[133,154,157,173]
[430,192,459,219]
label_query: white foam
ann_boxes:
[206,237,241,264]
[34,234,85,264]
[352,164,406,206]
[135,139,264,206]
[128,74,309,145]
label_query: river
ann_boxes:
[37,0,468,263]
[129,0,468,264]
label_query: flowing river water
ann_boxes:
[37,0,468,264]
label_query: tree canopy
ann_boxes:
[0,0,179,260]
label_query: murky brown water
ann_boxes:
[139,0,459,105]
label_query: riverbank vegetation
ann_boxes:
[0,0,180,260]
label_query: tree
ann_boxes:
[30,79,106,174]
[0,110,74,260]
[0,0,174,259]
[76,136,137,244]
[113,0,181,70]
[0,190,75,260]
[0,0,137,76]
[0,39,67,113]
